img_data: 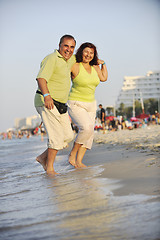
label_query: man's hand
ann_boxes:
[44,95,54,110]
[36,78,54,110]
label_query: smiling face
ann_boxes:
[82,47,95,63]
[59,38,76,61]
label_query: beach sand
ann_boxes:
[85,144,160,197]
[1,125,160,239]
[88,125,160,197]
[60,124,160,197]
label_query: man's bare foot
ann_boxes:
[68,154,76,167]
[75,162,87,168]
[36,156,47,171]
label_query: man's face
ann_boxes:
[59,38,76,61]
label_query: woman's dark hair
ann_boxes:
[76,42,98,65]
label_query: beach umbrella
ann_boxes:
[136,113,149,119]
[130,117,139,122]
[106,116,115,121]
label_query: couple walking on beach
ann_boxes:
[34,34,108,175]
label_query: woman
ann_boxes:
[68,42,108,168]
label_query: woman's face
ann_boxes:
[82,47,94,63]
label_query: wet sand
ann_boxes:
[0,125,160,239]
[85,144,160,197]
[61,124,160,197]
[91,125,160,196]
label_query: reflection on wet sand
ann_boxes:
[1,133,160,240]
[47,166,122,239]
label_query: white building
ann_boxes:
[116,71,160,108]
[15,115,41,130]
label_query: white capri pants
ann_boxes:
[67,100,97,149]
[36,106,74,150]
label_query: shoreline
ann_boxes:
[79,125,160,197]
[41,123,160,239]
[1,124,160,240]
[89,144,160,197]
[14,124,159,197]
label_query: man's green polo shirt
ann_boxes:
[34,50,76,107]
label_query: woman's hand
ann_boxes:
[97,59,105,65]
[94,59,108,82]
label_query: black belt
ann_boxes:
[36,90,67,114]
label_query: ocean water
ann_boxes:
[0,136,160,240]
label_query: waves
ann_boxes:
[0,136,160,240]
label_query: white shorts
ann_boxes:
[67,100,97,149]
[36,106,74,150]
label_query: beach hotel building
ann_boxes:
[14,115,41,130]
[116,71,160,109]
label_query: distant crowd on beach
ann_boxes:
[1,111,160,141]
[1,130,30,140]
[94,111,160,133]
[0,123,45,141]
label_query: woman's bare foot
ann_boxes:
[36,156,47,171]
[68,154,76,167]
[46,170,59,175]
[75,162,87,168]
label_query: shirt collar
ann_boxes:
[55,49,66,60]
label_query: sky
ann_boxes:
[0,0,160,132]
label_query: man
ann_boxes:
[99,104,106,134]
[34,35,76,174]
